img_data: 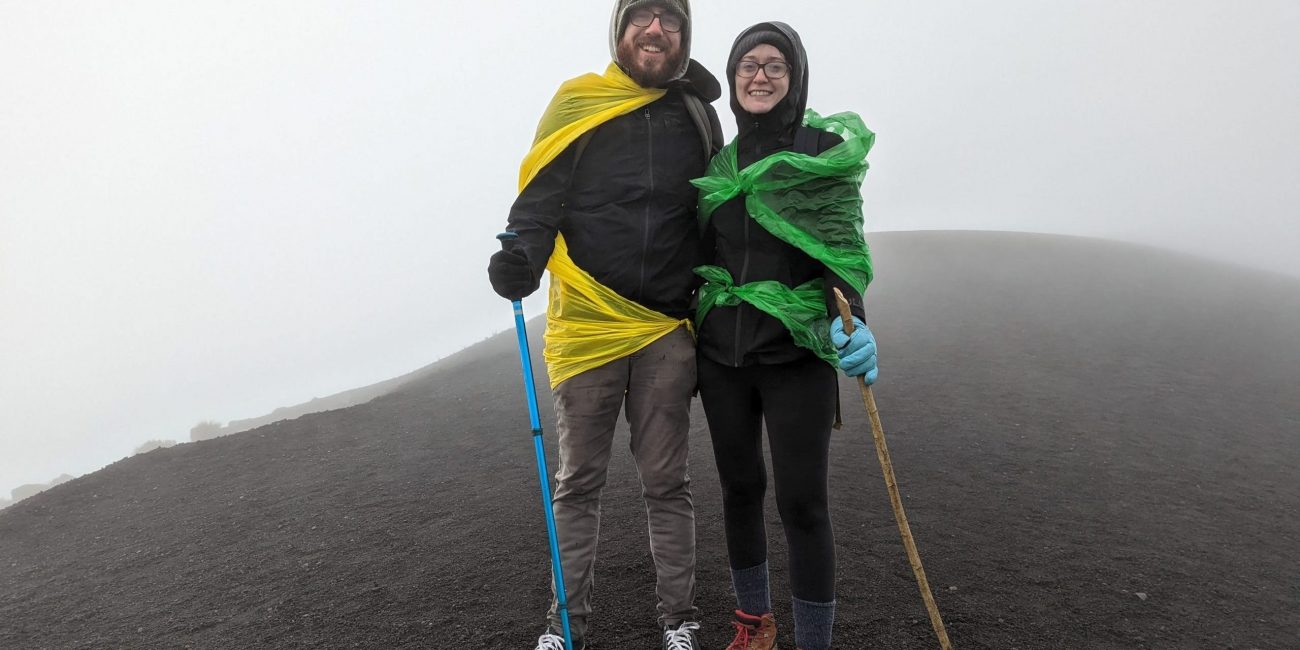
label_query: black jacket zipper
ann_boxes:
[732,124,766,366]
[639,106,654,302]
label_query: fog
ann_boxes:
[2,1,1297,494]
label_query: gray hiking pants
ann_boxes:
[546,326,697,640]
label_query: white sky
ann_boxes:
[2,1,1298,492]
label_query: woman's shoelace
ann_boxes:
[727,619,755,648]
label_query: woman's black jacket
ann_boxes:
[696,122,866,368]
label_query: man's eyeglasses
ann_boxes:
[628,8,684,33]
[736,60,790,79]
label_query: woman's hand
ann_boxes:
[830,315,878,384]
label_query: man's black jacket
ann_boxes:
[504,65,722,321]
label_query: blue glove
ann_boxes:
[830,315,878,385]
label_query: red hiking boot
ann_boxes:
[725,610,777,649]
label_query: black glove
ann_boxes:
[487,247,537,300]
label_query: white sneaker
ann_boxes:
[535,632,585,650]
[534,632,566,650]
[663,621,701,650]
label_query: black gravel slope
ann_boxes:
[2,232,1298,649]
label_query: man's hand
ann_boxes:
[830,315,878,385]
[487,247,536,300]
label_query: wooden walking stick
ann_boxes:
[834,288,953,650]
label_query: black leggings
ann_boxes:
[698,354,838,602]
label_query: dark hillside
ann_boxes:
[1,232,1297,649]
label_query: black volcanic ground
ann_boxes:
[2,231,1298,649]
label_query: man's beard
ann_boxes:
[616,37,685,88]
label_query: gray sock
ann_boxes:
[792,597,835,650]
[730,561,772,615]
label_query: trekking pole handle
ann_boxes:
[496,230,521,255]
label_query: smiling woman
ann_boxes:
[693,20,878,650]
[734,43,789,114]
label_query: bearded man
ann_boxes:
[486,2,722,649]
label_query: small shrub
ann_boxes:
[189,420,225,442]
[134,439,177,455]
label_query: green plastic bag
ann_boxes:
[691,109,875,363]
[694,265,837,364]
[693,109,875,294]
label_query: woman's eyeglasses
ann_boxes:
[628,8,684,33]
[736,60,790,79]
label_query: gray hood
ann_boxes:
[608,0,692,83]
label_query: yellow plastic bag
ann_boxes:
[542,237,691,387]
[516,63,690,388]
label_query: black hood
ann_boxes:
[674,58,722,102]
[725,21,808,140]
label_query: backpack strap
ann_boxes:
[794,124,820,156]
[557,131,595,216]
[569,130,594,176]
[682,92,723,160]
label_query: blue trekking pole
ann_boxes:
[497,231,574,650]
